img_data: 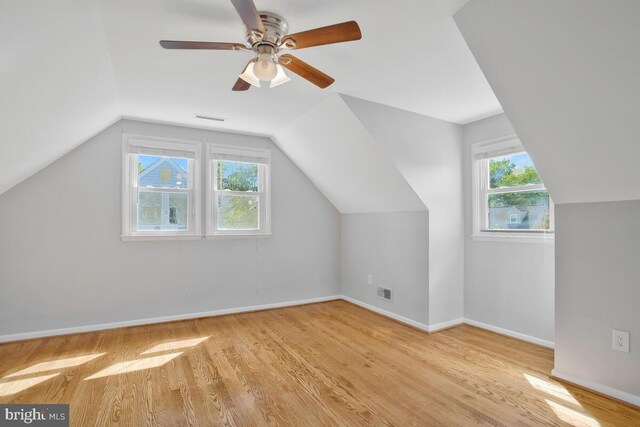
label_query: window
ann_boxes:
[206,144,271,237]
[122,135,201,239]
[472,138,554,241]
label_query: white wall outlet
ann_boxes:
[367,274,373,285]
[612,329,630,352]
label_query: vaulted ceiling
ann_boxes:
[1,0,501,195]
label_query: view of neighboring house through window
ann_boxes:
[137,155,189,230]
[122,135,200,238]
[122,135,270,239]
[473,139,553,237]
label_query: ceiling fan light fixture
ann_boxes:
[270,64,291,88]
[253,53,278,81]
[239,62,261,87]
[159,1,362,91]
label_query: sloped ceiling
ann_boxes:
[455,0,640,204]
[0,0,502,196]
[0,0,119,195]
[274,95,426,213]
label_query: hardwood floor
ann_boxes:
[0,300,638,426]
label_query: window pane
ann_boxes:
[138,191,188,230]
[216,161,258,192]
[218,195,259,230]
[138,155,189,189]
[487,191,551,230]
[489,152,542,189]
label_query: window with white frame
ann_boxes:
[472,138,554,239]
[122,134,201,238]
[206,144,271,237]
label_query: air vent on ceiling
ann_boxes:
[376,286,392,302]
[195,115,226,122]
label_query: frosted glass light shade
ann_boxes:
[239,62,260,87]
[253,54,278,81]
[270,64,291,88]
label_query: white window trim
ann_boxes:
[121,133,202,241]
[471,136,554,244]
[205,143,272,238]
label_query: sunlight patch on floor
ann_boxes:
[0,374,59,397]
[84,352,183,380]
[141,337,209,355]
[546,399,601,427]
[523,373,581,406]
[4,353,106,378]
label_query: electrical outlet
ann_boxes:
[367,274,373,285]
[612,329,630,352]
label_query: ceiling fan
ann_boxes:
[159,0,362,91]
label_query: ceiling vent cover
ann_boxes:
[195,115,225,122]
[377,286,392,302]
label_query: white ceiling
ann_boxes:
[102,0,501,133]
[1,0,501,195]
[455,0,640,204]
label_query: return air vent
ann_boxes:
[376,286,392,302]
[195,114,226,122]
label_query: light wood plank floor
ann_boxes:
[1,300,638,426]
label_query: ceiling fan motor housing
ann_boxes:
[247,12,289,48]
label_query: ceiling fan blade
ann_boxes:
[160,40,247,50]
[232,78,251,91]
[282,21,361,50]
[278,54,335,89]
[229,0,265,33]
[232,61,255,91]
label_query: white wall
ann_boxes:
[554,201,640,404]
[0,119,340,337]
[343,96,464,326]
[341,212,429,325]
[462,114,555,344]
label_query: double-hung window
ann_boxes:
[472,138,554,241]
[206,144,271,237]
[122,134,201,239]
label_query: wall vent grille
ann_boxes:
[195,115,226,122]
[376,286,392,301]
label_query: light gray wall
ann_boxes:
[341,212,429,325]
[0,119,340,337]
[555,201,640,398]
[463,114,555,343]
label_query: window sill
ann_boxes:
[205,233,272,240]
[471,233,555,244]
[121,234,203,242]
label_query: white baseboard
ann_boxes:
[551,369,640,408]
[0,295,341,344]
[0,296,551,350]
[429,317,465,332]
[340,295,463,333]
[340,295,431,332]
[463,318,554,349]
